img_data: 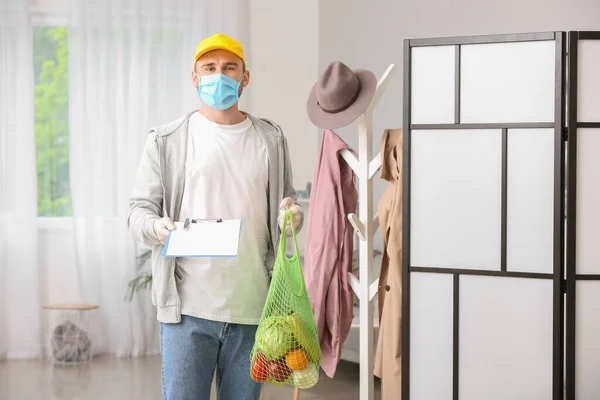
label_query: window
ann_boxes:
[33,26,71,217]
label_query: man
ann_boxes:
[128,33,303,400]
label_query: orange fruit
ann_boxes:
[285,348,309,371]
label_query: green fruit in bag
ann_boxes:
[286,313,321,363]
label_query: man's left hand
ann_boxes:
[278,197,301,233]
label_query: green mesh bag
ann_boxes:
[250,210,321,389]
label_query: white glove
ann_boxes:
[153,217,175,245]
[278,197,301,233]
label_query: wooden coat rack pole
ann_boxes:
[343,63,396,400]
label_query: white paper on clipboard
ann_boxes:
[162,219,242,258]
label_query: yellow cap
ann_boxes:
[193,33,246,69]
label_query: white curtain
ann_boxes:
[0,0,41,359]
[66,0,242,357]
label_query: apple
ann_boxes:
[267,360,292,383]
[251,352,268,382]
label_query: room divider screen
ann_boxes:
[566,31,600,400]
[401,31,567,400]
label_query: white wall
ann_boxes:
[244,0,320,192]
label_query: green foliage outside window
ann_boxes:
[34,26,71,217]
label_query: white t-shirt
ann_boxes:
[176,111,270,325]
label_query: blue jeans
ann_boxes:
[160,315,263,400]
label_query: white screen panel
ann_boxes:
[410,273,453,400]
[507,129,554,273]
[411,45,455,124]
[461,41,555,123]
[460,276,553,400]
[578,40,600,122]
[576,129,600,274]
[576,281,600,399]
[411,130,501,270]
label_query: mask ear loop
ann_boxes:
[193,72,202,95]
[234,74,244,101]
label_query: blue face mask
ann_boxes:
[197,73,242,111]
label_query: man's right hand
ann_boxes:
[153,217,175,245]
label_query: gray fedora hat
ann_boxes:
[307,61,377,130]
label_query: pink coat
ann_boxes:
[304,129,358,378]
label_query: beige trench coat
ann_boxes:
[373,128,403,399]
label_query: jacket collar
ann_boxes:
[152,109,283,139]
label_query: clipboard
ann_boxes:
[162,218,242,258]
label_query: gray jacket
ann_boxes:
[127,110,304,323]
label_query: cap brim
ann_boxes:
[306,69,378,130]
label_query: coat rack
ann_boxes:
[286,64,395,400]
[341,63,396,400]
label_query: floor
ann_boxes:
[0,355,381,400]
